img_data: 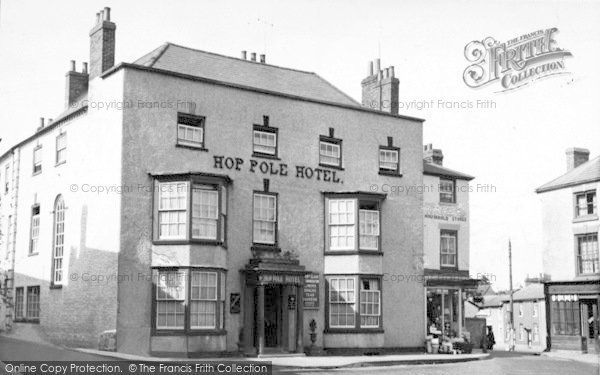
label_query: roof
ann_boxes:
[509,284,545,301]
[536,155,600,193]
[133,43,360,107]
[481,294,509,308]
[423,161,474,181]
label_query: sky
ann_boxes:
[1,0,599,290]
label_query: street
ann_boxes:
[0,336,597,375]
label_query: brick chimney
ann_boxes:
[423,144,443,166]
[89,7,116,80]
[65,60,89,108]
[361,58,399,115]
[565,147,589,171]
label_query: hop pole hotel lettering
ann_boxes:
[463,28,572,92]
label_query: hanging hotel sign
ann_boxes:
[303,273,320,310]
[213,155,342,184]
[463,28,572,92]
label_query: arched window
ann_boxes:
[52,195,65,285]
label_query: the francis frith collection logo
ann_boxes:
[463,28,572,92]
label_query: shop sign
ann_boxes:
[258,273,303,285]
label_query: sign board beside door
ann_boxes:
[304,273,319,310]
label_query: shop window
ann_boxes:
[33,146,42,174]
[177,113,205,149]
[253,193,277,245]
[440,230,457,267]
[153,268,225,333]
[153,174,228,244]
[575,191,597,217]
[327,276,382,331]
[30,205,40,255]
[550,295,581,336]
[326,195,383,252]
[576,233,599,275]
[439,178,455,203]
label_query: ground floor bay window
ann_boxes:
[152,268,225,334]
[326,275,382,332]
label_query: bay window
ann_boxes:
[153,173,229,244]
[325,193,384,253]
[326,275,382,331]
[153,268,225,333]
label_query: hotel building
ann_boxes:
[0,8,428,356]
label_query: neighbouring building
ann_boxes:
[536,148,600,353]
[421,144,479,339]
[472,293,507,347]
[0,8,429,356]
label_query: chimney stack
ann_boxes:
[361,58,399,114]
[566,147,590,171]
[423,144,444,166]
[259,54,266,63]
[89,7,116,80]
[250,52,256,62]
[241,51,247,59]
[65,60,89,108]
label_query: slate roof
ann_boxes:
[509,283,545,302]
[536,155,600,193]
[132,43,359,107]
[423,162,475,181]
[481,294,509,308]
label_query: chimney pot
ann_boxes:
[368,61,374,76]
[375,58,381,73]
[104,7,111,21]
[565,147,590,171]
[99,10,104,21]
[82,62,88,74]
[260,54,266,63]
[70,60,76,72]
[40,118,45,127]
[241,50,247,59]
[385,67,390,78]
[96,12,100,23]
[390,66,395,78]
[250,52,256,62]
[89,8,116,80]
[378,70,383,81]
[424,144,444,166]
[48,118,53,124]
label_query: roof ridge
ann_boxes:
[312,72,360,106]
[536,154,600,193]
[162,42,320,76]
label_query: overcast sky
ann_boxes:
[1,0,599,290]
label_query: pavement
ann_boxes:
[541,350,600,365]
[73,347,488,369]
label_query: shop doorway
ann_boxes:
[580,299,598,353]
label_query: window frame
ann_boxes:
[33,145,42,175]
[55,132,67,166]
[51,195,66,287]
[574,190,597,218]
[151,267,226,335]
[26,286,40,322]
[319,135,343,169]
[29,204,40,255]
[439,178,456,204]
[14,287,24,321]
[252,191,278,248]
[575,233,599,275]
[252,124,279,159]
[378,146,401,176]
[325,274,383,332]
[176,113,206,150]
[440,229,458,269]
[152,174,229,246]
[324,193,385,254]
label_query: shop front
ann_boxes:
[424,271,479,343]
[545,280,600,353]
[241,256,310,356]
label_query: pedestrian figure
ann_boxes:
[487,326,496,350]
